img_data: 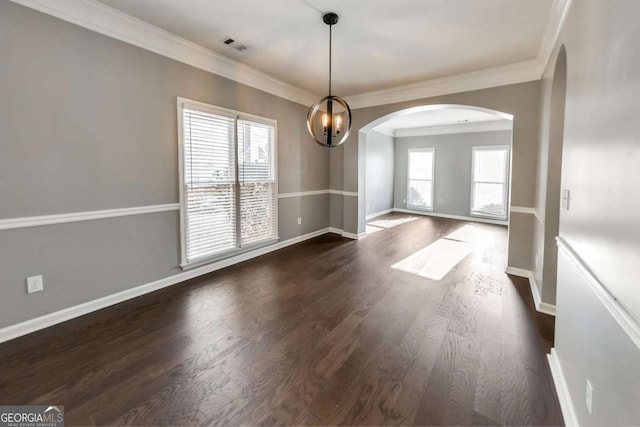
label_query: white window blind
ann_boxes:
[179,99,277,266]
[407,148,435,211]
[471,146,509,219]
[238,119,277,246]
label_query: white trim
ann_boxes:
[273,189,359,198]
[548,348,579,427]
[407,148,435,212]
[394,120,513,138]
[505,266,532,278]
[470,145,510,221]
[328,227,366,240]
[371,128,395,138]
[539,302,557,316]
[9,0,572,111]
[0,227,331,344]
[557,237,640,349]
[277,190,330,199]
[328,189,358,197]
[366,208,394,221]
[342,231,366,240]
[510,206,536,215]
[510,206,545,224]
[177,97,279,268]
[345,60,545,109]
[538,0,574,73]
[9,0,318,107]
[0,204,179,231]
[395,208,507,226]
[505,266,556,316]
[529,272,557,316]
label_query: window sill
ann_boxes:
[180,237,279,271]
[470,212,508,222]
[407,206,434,212]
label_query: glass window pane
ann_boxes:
[474,149,507,183]
[408,180,433,209]
[409,151,433,180]
[473,183,505,216]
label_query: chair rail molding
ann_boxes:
[0,204,180,231]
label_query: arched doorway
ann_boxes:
[541,46,568,304]
[357,104,514,233]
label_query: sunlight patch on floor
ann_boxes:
[366,224,384,234]
[391,238,473,280]
[368,216,418,229]
[366,215,418,236]
[445,224,492,246]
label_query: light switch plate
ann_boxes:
[586,379,594,415]
[562,189,571,210]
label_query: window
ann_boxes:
[178,98,277,267]
[407,148,435,211]
[471,145,509,219]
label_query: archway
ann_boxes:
[541,46,568,304]
[357,104,514,235]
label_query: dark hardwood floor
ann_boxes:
[0,213,563,426]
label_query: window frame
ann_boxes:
[407,147,435,212]
[470,145,510,220]
[177,97,278,269]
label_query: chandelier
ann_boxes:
[306,12,352,148]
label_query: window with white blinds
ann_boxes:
[407,148,435,211]
[471,145,509,220]
[178,99,277,266]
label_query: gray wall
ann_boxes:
[331,81,540,270]
[541,0,640,424]
[393,130,512,218]
[0,1,328,328]
[365,130,394,217]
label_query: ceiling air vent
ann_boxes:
[222,37,247,52]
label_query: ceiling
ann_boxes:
[96,0,555,96]
[373,108,510,135]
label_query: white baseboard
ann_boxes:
[393,208,508,225]
[328,227,366,240]
[548,348,579,426]
[0,227,331,344]
[366,208,394,221]
[505,266,531,278]
[505,266,556,316]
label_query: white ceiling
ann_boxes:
[373,107,510,135]
[96,0,555,96]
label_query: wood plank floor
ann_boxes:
[0,213,563,426]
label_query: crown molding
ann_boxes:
[344,0,572,110]
[393,119,512,138]
[538,0,573,73]
[10,0,572,111]
[344,60,545,110]
[10,0,319,107]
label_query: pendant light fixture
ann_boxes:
[306,12,352,148]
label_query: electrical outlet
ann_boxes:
[403,198,407,205]
[27,275,44,294]
[586,379,594,415]
[297,217,302,225]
